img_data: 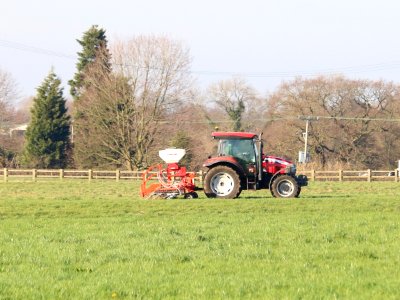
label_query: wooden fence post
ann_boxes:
[116,169,120,182]
[59,169,64,180]
[32,169,37,182]
[3,168,7,182]
[88,169,92,182]
[395,169,399,183]
[311,169,315,182]
[198,170,203,186]
[338,169,343,182]
[367,169,371,182]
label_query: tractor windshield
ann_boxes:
[218,139,256,165]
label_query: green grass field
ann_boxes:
[0,180,399,299]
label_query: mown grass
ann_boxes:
[0,180,399,299]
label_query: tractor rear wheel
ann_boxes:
[204,166,241,199]
[271,175,299,198]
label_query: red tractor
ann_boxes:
[202,132,308,198]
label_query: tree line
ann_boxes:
[1,25,400,170]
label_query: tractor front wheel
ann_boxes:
[271,175,299,198]
[204,166,241,199]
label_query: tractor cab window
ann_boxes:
[218,139,256,164]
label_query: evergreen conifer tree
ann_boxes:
[69,25,111,100]
[69,25,113,168]
[23,71,71,168]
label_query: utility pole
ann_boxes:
[298,116,319,163]
[304,118,309,161]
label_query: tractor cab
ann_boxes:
[204,132,264,189]
[217,135,257,164]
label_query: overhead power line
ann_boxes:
[155,115,400,125]
[0,39,76,59]
[1,39,400,78]
[297,115,400,123]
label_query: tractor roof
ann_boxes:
[212,132,258,140]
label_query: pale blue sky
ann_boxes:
[1,0,400,99]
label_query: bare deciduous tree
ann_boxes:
[0,69,17,130]
[73,64,136,169]
[112,35,193,168]
[375,85,400,168]
[265,75,400,169]
[155,101,218,170]
[73,35,193,170]
[208,77,257,131]
[0,69,19,167]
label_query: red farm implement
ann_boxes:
[140,149,198,199]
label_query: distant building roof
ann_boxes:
[9,124,28,136]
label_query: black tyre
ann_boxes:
[204,166,241,199]
[271,175,299,198]
[184,192,198,199]
[295,187,301,198]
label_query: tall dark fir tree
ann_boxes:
[23,71,71,168]
[69,25,111,100]
[69,25,113,168]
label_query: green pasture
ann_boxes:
[0,181,399,299]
